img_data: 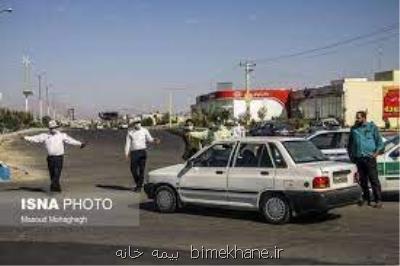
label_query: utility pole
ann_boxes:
[53,103,57,120]
[239,61,256,122]
[68,108,75,121]
[46,84,50,116]
[50,94,57,120]
[377,44,383,72]
[169,92,172,128]
[22,55,33,113]
[37,72,45,123]
[240,61,256,93]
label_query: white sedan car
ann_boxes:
[145,137,361,224]
[307,129,398,193]
[306,128,351,161]
[307,128,387,161]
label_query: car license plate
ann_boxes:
[333,175,348,184]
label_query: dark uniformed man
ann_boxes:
[347,111,384,208]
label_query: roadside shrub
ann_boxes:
[0,108,34,133]
[141,117,155,126]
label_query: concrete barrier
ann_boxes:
[0,128,47,141]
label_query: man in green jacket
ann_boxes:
[347,111,384,208]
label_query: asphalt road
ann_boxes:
[0,129,398,265]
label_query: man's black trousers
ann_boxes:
[130,150,147,188]
[355,156,382,203]
[47,155,64,189]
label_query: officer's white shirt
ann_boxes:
[232,125,246,138]
[125,127,154,156]
[24,130,82,156]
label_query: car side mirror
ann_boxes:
[187,159,195,167]
[390,150,400,159]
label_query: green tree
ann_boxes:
[141,117,155,126]
[160,112,170,125]
[257,105,268,121]
[239,109,252,126]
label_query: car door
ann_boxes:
[227,142,275,208]
[268,142,295,190]
[337,132,351,161]
[177,142,236,204]
[378,145,400,192]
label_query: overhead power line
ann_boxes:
[255,23,399,64]
[300,32,399,59]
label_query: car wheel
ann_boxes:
[260,193,291,224]
[155,186,177,213]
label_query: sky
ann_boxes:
[0,0,399,118]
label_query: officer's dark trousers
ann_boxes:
[355,156,382,203]
[130,150,147,188]
[47,155,64,189]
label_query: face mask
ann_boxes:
[187,125,194,131]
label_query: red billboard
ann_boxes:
[203,89,291,106]
[383,86,399,118]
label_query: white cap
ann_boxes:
[131,117,142,124]
[48,120,59,129]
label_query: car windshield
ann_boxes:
[275,124,293,130]
[383,135,399,153]
[283,140,328,163]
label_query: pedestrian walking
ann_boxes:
[347,111,384,208]
[125,117,160,192]
[22,120,86,192]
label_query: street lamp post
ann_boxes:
[165,88,186,128]
[240,61,256,125]
[37,72,45,123]
[22,55,33,113]
[0,8,12,14]
[23,90,33,112]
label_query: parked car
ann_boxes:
[96,123,104,130]
[309,118,341,133]
[377,135,399,193]
[307,128,351,161]
[308,129,397,193]
[307,129,388,161]
[249,122,295,136]
[144,137,361,224]
[119,123,128,129]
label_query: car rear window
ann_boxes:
[283,140,328,163]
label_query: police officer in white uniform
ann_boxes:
[125,117,160,192]
[23,120,86,192]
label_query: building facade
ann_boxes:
[290,70,400,128]
[192,88,291,122]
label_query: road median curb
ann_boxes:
[0,128,47,142]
